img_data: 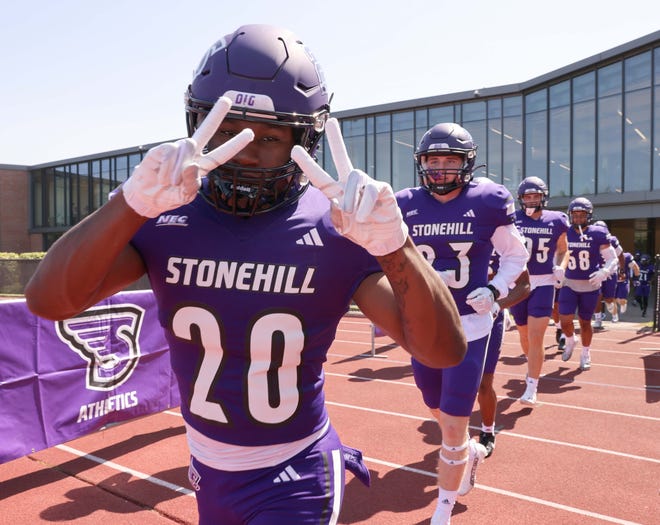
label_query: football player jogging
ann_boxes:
[633,254,655,317]
[477,262,530,457]
[558,198,617,371]
[614,251,640,318]
[509,177,569,405]
[590,220,625,327]
[25,25,467,525]
[396,123,528,525]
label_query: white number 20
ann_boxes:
[171,306,304,425]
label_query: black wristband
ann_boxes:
[487,284,500,300]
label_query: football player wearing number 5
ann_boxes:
[25,25,466,525]
[558,198,617,371]
[509,177,569,405]
[395,123,528,525]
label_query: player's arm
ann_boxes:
[291,118,466,368]
[488,223,529,299]
[25,195,148,320]
[26,96,254,321]
[352,238,466,368]
[497,269,530,311]
[554,232,569,269]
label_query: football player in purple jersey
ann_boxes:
[25,25,466,525]
[633,254,655,317]
[590,220,625,326]
[508,177,569,405]
[477,255,530,458]
[558,198,618,371]
[614,251,640,318]
[396,123,528,525]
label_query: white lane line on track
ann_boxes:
[324,400,660,464]
[361,457,644,525]
[54,444,195,497]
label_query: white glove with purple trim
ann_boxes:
[588,267,610,287]
[291,118,408,256]
[122,97,254,218]
[552,265,565,288]
[466,287,496,315]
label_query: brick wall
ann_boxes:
[0,166,31,252]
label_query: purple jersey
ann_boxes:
[620,252,634,282]
[565,224,611,280]
[131,184,379,447]
[396,178,516,316]
[514,209,569,276]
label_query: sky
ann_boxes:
[1,0,658,166]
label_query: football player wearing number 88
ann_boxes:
[558,197,618,371]
[395,123,529,525]
[25,24,466,525]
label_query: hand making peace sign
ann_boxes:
[122,96,254,218]
[291,118,408,256]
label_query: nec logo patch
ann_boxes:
[155,215,189,226]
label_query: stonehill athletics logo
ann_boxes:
[55,304,145,391]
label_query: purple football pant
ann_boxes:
[558,286,600,321]
[509,285,555,326]
[411,334,488,417]
[615,281,630,300]
[600,275,617,300]
[189,426,345,525]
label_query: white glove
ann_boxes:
[552,265,565,288]
[122,96,254,218]
[589,267,610,287]
[466,287,496,315]
[490,301,501,318]
[291,118,408,256]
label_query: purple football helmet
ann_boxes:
[567,197,593,226]
[517,176,548,214]
[414,123,478,195]
[185,24,330,216]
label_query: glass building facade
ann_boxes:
[27,31,660,255]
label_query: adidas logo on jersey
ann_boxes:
[296,228,324,247]
[463,209,476,218]
[273,465,301,483]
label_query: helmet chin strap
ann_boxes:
[525,207,537,217]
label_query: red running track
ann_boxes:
[1,315,658,524]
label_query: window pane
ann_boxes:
[549,81,570,108]
[502,115,523,192]
[573,72,595,103]
[624,88,651,191]
[598,94,622,195]
[598,62,622,97]
[392,112,415,190]
[549,106,573,195]
[625,51,651,91]
[525,90,548,185]
[428,106,454,125]
[573,100,597,194]
[654,85,660,189]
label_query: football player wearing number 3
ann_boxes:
[395,123,528,525]
[25,25,466,525]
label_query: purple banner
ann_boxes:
[0,290,179,464]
